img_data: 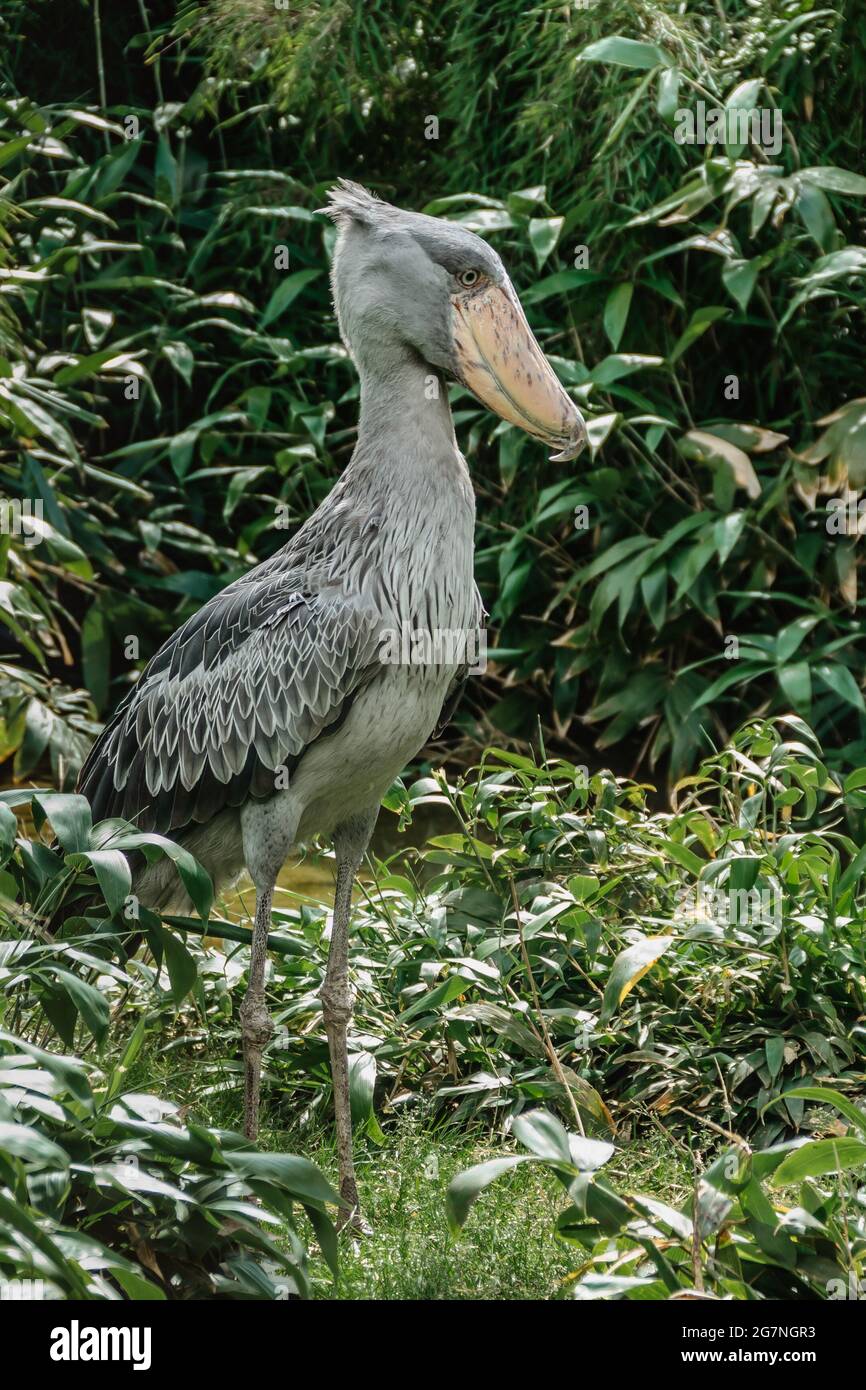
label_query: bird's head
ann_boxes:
[320,179,587,462]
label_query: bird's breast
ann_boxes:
[290,664,456,842]
[375,491,476,632]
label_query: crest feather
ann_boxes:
[317,178,393,226]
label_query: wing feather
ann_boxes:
[78,575,380,834]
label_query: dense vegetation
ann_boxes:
[1,0,865,1301]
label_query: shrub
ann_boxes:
[447,1096,866,1299]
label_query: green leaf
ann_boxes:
[691,661,773,711]
[54,349,125,386]
[107,831,213,919]
[765,1035,785,1080]
[776,615,820,663]
[155,133,179,205]
[512,1108,572,1163]
[839,839,866,895]
[795,184,836,252]
[724,79,764,157]
[814,662,865,713]
[348,1049,377,1128]
[0,135,32,170]
[31,793,92,853]
[446,1156,535,1234]
[156,924,198,1003]
[105,1014,149,1101]
[527,217,563,270]
[590,353,662,387]
[521,268,605,306]
[0,1121,69,1168]
[161,340,194,386]
[678,429,761,499]
[67,848,132,916]
[0,803,18,867]
[661,839,705,874]
[399,973,472,1022]
[568,873,600,902]
[777,661,811,713]
[49,969,110,1043]
[260,269,321,329]
[722,258,759,312]
[639,566,668,630]
[0,1191,89,1295]
[0,1032,93,1106]
[764,1087,866,1138]
[600,937,673,1023]
[712,423,787,454]
[21,195,116,225]
[771,1137,866,1185]
[714,511,746,564]
[603,283,633,350]
[82,307,115,348]
[497,426,525,490]
[799,166,866,197]
[577,37,672,69]
[225,1151,340,1206]
[81,600,110,714]
[669,307,730,364]
[656,67,681,124]
[597,70,656,155]
[112,1268,166,1300]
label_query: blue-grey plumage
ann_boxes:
[77,180,587,1219]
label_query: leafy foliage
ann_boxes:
[1,0,865,1303]
[0,1023,339,1299]
[447,1096,866,1300]
[0,789,338,1299]
[7,717,861,1146]
[1,1,866,786]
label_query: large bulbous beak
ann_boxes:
[451,280,587,462]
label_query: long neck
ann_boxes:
[266,342,477,628]
[347,349,471,502]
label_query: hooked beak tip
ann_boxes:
[549,415,588,463]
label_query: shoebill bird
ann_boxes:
[77,180,587,1221]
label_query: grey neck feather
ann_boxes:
[348,350,470,502]
[337,342,476,627]
[256,306,477,631]
[358,355,453,453]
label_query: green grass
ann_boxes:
[312,1120,576,1300]
[134,1044,579,1298]
[119,967,719,1301]
[307,1118,695,1301]
[131,1032,695,1299]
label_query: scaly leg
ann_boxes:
[321,812,376,1228]
[241,884,274,1141]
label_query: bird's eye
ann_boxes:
[458,269,480,288]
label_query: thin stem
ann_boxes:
[509,877,585,1136]
[92,0,111,155]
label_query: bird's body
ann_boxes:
[82,356,479,913]
[77,180,586,1221]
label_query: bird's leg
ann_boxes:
[321,813,375,1228]
[241,884,274,1142]
[322,859,360,1221]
